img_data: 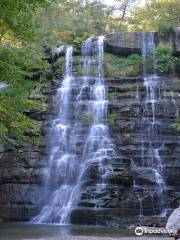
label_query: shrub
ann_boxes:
[0,46,49,144]
[108,112,118,125]
[155,44,180,74]
[173,116,180,131]
[0,81,44,144]
[0,47,49,84]
[104,53,142,77]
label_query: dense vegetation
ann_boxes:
[104,53,142,77]
[128,0,180,33]
[155,44,180,74]
[0,0,180,144]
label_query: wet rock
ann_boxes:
[0,144,4,153]
[104,32,142,56]
[164,166,180,186]
[140,217,167,228]
[0,35,179,228]
[24,109,48,121]
[0,73,54,221]
[133,167,157,185]
[24,130,41,137]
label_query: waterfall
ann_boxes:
[132,32,167,219]
[32,36,116,224]
[32,46,76,224]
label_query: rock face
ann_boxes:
[105,30,180,56]
[0,78,59,221]
[104,32,142,56]
[175,27,180,53]
[0,143,46,221]
[69,75,180,227]
[0,34,179,227]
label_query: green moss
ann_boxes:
[104,53,142,77]
[56,53,142,78]
[173,116,180,131]
[155,44,180,74]
[53,56,65,74]
[108,112,118,125]
[108,91,120,99]
[0,80,45,144]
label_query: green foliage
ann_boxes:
[104,53,142,77]
[0,45,48,144]
[108,92,120,99]
[128,0,180,34]
[173,116,180,131]
[73,36,88,48]
[155,44,180,74]
[0,47,49,84]
[0,80,44,144]
[108,112,119,125]
[0,0,55,43]
[52,56,65,77]
[35,0,118,47]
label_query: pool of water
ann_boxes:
[0,223,134,240]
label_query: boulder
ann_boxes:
[133,167,158,185]
[104,32,142,56]
[166,207,180,233]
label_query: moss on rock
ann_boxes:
[104,53,142,77]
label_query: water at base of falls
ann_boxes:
[132,32,167,218]
[32,37,116,224]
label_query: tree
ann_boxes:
[128,0,180,33]
[0,0,54,44]
[113,0,140,25]
[35,0,118,47]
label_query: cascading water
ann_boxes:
[32,46,76,224]
[33,36,116,224]
[80,37,116,200]
[132,32,167,218]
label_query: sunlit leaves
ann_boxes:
[128,0,180,33]
[0,0,55,43]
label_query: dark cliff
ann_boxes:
[0,31,179,227]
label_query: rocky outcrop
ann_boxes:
[70,75,180,227]
[166,207,180,233]
[104,32,142,56]
[175,27,180,53]
[0,143,46,221]
[0,74,179,226]
[0,35,179,227]
[104,30,180,56]
[0,78,60,221]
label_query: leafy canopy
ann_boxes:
[0,0,54,43]
[128,0,180,33]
